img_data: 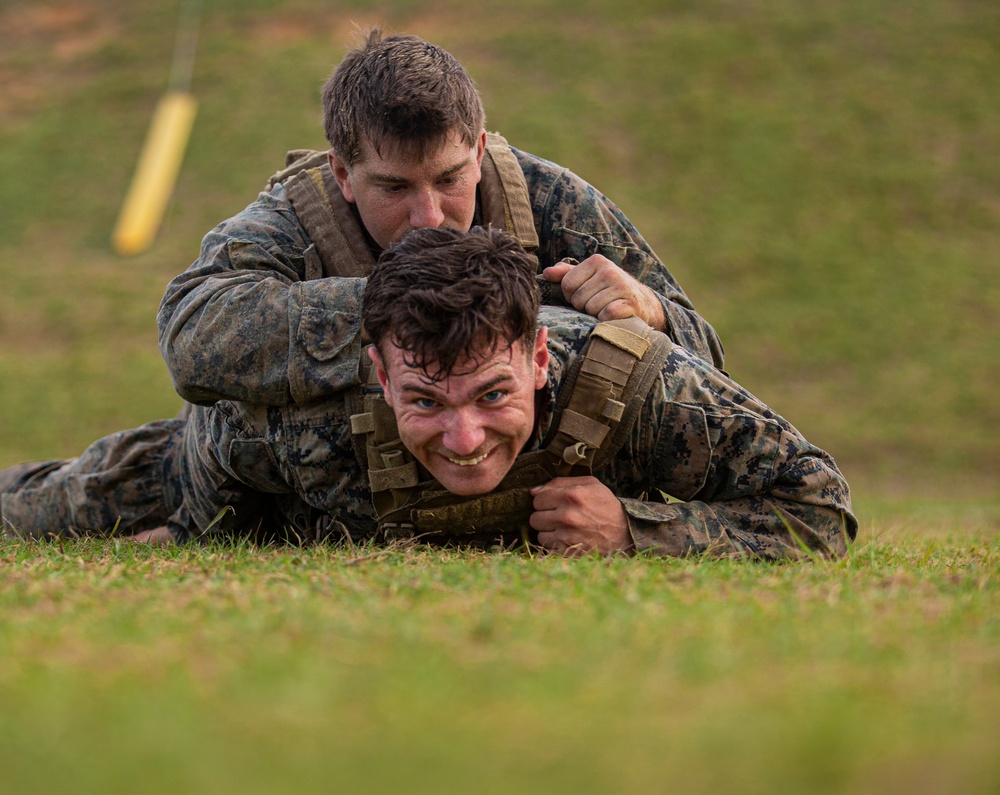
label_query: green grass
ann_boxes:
[1,531,998,794]
[1,5,998,790]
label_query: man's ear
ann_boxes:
[474,130,487,168]
[328,151,355,204]
[367,345,392,405]
[469,130,487,186]
[532,326,549,390]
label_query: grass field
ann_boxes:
[1,530,998,794]
[0,1,998,791]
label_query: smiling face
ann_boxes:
[329,129,486,251]
[370,328,550,496]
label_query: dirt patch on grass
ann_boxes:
[0,1,120,121]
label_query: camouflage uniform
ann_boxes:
[0,419,189,540]
[157,145,725,406]
[3,308,854,560]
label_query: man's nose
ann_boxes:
[409,188,446,229]
[442,409,486,457]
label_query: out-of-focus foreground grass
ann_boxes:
[0,531,997,794]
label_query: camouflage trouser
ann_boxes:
[0,418,187,540]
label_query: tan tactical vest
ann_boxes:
[268,134,671,548]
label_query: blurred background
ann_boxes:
[1,0,997,527]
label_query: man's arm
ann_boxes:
[516,148,726,369]
[529,460,853,561]
[529,345,855,560]
[157,187,366,405]
[620,453,856,560]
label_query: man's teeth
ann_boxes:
[448,452,488,466]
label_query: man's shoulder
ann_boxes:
[509,145,572,194]
[540,306,596,350]
[539,306,596,393]
[203,179,313,253]
[504,140,612,248]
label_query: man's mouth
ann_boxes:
[447,451,490,467]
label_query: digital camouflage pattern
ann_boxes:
[0,419,188,539]
[2,308,855,560]
[157,143,725,407]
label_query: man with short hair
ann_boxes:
[157,28,725,411]
[3,228,855,559]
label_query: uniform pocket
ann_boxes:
[227,438,286,494]
[651,402,712,501]
[297,306,362,362]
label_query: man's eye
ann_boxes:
[415,398,439,410]
[481,390,505,404]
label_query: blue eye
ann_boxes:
[481,390,505,404]
[416,398,439,410]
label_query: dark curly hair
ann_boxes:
[363,226,540,380]
[322,28,485,165]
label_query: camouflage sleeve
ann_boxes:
[621,456,856,561]
[515,148,726,370]
[178,401,291,536]
[179,397,376,543]
[605,346,856,560]
[157,187,366,406]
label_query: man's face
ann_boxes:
[370,329,550,496]
[329,129,486,250]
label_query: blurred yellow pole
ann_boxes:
[111,90,198,256]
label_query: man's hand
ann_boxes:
[542,255,666,330]
[127,527,175,545]
[530,476,634,556]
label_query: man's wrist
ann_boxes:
[647,292,668,332]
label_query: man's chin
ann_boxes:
[431,470,505,497]
[438,480,501,497]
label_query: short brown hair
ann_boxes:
[363,226,540,380]
[322,29,486,165]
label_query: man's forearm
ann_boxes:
[621,494,855,561]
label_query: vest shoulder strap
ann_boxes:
[480,132,539,255]
[265,149,330,190]
[543,316,672,475]
[266,149,376,279]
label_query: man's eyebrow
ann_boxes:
[436,160,468,178]
[367,171,407,184]
[367,159,469,185]
[400,372,513,398]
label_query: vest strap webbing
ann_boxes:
[368,461,420,492]
[283,164,376,279]
[480,132,539,255]
[591,322,653,358]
